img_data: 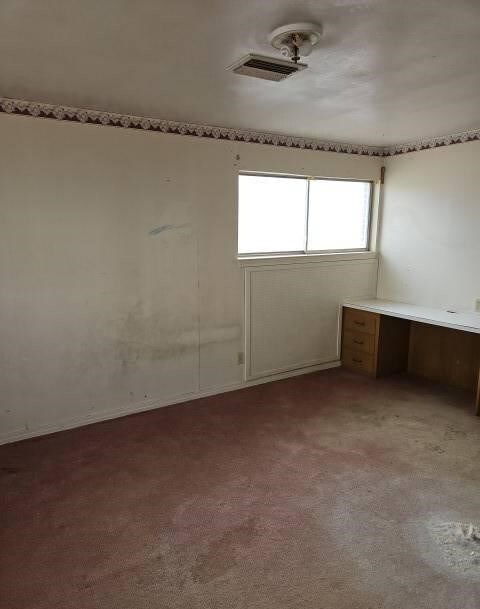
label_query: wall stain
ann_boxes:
[114,302,241,367]
[149,223,189,236]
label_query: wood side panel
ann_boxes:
[376,315,410,376]
[446,331,480,390]
[476,370,480,416]
[473,339,480,415]
[408,322,480,392]
[408,323,446,384]
[373,313,380,377]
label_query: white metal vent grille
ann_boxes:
[228,54,307,81]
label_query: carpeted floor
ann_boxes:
[1,369,480,609]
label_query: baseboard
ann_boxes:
[0,360,341,446]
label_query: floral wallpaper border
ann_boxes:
[1,97,479,157]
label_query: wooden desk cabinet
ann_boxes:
[341,305,480,415]
[342,307,410,378]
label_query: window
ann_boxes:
[238,173,373,256]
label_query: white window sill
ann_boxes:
[237,251,378,267]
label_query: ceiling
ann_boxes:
[1,0,480,146]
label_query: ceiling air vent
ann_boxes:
[228,54,307,82]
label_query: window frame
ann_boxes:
[237,172,374,258]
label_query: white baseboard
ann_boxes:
[0,360,340,446]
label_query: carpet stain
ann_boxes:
[191,516,257,583]
[430,521,480,576]
[425,442,446,454]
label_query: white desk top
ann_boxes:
[344,298,480,335]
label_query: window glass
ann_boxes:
[238,174,371,255]
[307,180,371,251]
[238,175,308,254]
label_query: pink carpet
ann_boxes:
[1,369,480,608]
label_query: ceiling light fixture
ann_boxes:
[268,22,323,64]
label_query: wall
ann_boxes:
[377,141,480,311]
[0,113,381,443]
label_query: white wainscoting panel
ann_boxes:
[245,258,378,380]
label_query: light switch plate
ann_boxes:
[475,299,480,313]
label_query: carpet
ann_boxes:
[1,369,480,609]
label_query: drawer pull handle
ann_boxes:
[353,339,364,345]
[353,358,363,364]
[354,321,365,326]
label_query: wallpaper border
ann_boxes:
[0,97,384,156]
[2,97,480,156]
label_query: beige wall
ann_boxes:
[378,141,480,311]
[0,113,381,443]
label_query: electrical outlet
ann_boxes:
[475,299,480,313]
[237,352,245,365]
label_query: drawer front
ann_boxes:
[342,348,375,375]
[343,307,378,335]
[343,330,376,355]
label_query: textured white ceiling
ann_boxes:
[1,0,480,146]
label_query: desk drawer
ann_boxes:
[342,348,375,375]
[344,307,378,335]
[343,330,376,355]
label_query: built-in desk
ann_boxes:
[341,298,480,415]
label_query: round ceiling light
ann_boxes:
[268,22,323,63]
